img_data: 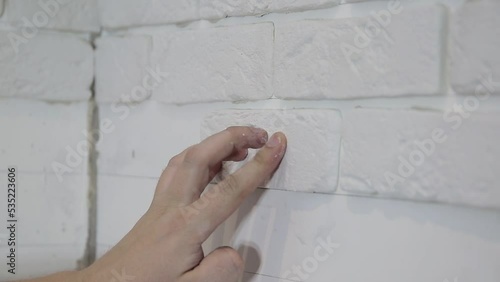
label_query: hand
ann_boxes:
[81,127,287,282]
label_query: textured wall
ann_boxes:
[1,0,500,281]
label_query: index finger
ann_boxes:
[187,132,287,241]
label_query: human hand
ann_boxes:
[81,127,287,282]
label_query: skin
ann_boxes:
[20,126,287,282]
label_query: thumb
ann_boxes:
[185,247,244,282]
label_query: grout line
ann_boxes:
[79,43,99,268]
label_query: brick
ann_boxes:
[98,0,340,29]
[0,173,88,246]
[204,188,500,281]
[269,0,339,12]
[150,23,274,104]
[0,245,85,279]
[274,4,444,99]
[96,101,205,178]
[95,35,152,103]
[98,0,198,29]
[451,0,500,95]
[0,30,93,101]
[201,109,341,193]
[339,108,500,209]
[2,0,100,32]
[97,175,156,246]
[0,100,89,175]
[199,0,340,19]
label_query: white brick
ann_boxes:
[201,109,341,193]
[451,0,500,95]
[339,108,500,209]
[0,100,89,174]
[274,4,444,99]
[2,0,100,32]
[0,245,85,280]
[98,0,198,29]
[0,173,88,246]
[97,101,209,178]
[151,24,273,104]
[204,189,500,281]
[97,175,156,246]
[199,0,339,19]
[269,0,339,12]
[95,35,152,103]
[0,30,93,101]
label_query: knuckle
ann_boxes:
[225,126,240,134]
[218,174,240,196]
[183,146,203,166]
[168,154,184,168]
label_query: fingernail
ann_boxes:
[266,133,282,148]
[250,127,266,134]
[250,127,268,144]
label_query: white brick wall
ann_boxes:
[4,0,500,281]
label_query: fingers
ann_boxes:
[154,127,269,208]
[189,132,287,241]
[182,247,243,282]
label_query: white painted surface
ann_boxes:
[451,0,500,95]
[0,100,89,174]
[274,4,445,99]
[150,23,274,104]
[0,173,88,280]
[0,245,86,280]
[0,29,93,101]
[2,0,100,32]
[96,175,156,246]
[95,35,152,103]
[202,109,342,193]
[339,108,500,209]
[97,0,199,29]
[203,189,500,282]
[98,0,341,29]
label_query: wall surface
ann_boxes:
[1,0,500,281]
[0,0,97,279]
